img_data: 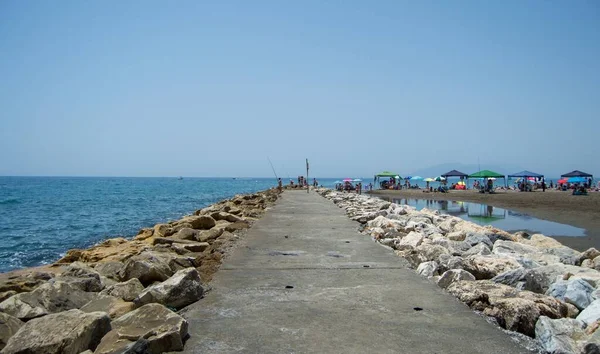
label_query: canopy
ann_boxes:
[561,170,593,178]
[410,176,423,180]
[375,171,400,178]
[441,170,469,178]
[508,170,544,178]
[468,170,505,178]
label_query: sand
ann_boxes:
[369,189,600,251]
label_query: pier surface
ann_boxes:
[180,190,529,354]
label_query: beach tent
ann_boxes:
[441,170,469,178]
[561,170,593,178]
[374,171,401,189]
[469,170,506,188]
[507,170,544,179]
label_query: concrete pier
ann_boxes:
[180,190,529,353]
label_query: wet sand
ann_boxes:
[369,189,600,251]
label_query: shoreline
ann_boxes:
[0,188,281,353]
[368,189,600,251]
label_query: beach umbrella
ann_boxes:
[568,177,586,183]
[343,178,353,182]
[353,179,362,182]
[424,178,435,182]
[457,181,466,186]
[404,176,412,180]
[410,176,423,181]
[434,176,446,182]
[557,179,568,184]
[333,180,342,184]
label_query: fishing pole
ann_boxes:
[267,157,279,182]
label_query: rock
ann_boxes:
[437,269,476,289]
[582,259,594,268]
[94,261,125,281]
[463,255,522,280]
[153,223,175,238]
[492,240,540,257]
[80,295,135,319]
[535,316,586,354]
[438,255,464,272]
[0,291,17,302]
[578,299,600,326]
[182,215,216,230]
[0,281,97,320]
[58,262,104,292]
[447,280,573,336]
[94,303,188,354]
[416,261,438,278]
[119,251,174,286]
[133,228,154,240]
[547,278,595,310]
[134,267,203,310]
[544,246,581,266]
[464,233,493,249]
[183,242,210,253]
[580,248,600,265]
[447,231,466,241]
[172,227,197,241]
[197,228,225,242]
[2,309,111,354]
[0,312,23,350]
[415,244,450,263]
[396,231,424,250]
[99,278,144,302]
[491,268,528,290]
[462,243,492,257]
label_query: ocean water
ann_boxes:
[0,176,349,273]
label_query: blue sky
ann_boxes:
[1,1,598,178]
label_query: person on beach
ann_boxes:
[542,180,546,192]
[278,178,282,192]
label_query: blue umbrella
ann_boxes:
[568,177,586,183]
[410,176,423,181]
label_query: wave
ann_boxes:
[0,198,20,205]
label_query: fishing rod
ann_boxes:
[267,157,279,182]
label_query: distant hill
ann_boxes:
[405,162,526,178]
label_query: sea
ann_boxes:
[0,175,560,273]
[0,176,349,273]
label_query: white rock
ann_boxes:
[416,261,438,278]
[577,299,600,326]
[397,231,424,249]
[535,316,586,354]
[436,269,476,289]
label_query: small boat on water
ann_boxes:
[178,176,183,180]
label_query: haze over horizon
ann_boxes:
[1,1,598,179]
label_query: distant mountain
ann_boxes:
[405,162,526,178]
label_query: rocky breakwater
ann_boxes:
[0,189,280,354]
[316,188,600,354]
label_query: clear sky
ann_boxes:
[1,1,598,178]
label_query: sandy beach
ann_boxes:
[369,189,600,251]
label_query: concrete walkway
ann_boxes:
[180,191,529,354]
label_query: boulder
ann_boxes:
[197,228,225,242]
[2,309,111,354]
[543,246,581,266]
[119,251,173,286]
[80,295,135,319]
[437,269,476,289]
[94,303,188,354]
[94,261,125,281]
[535,316,586,354]
[578,299,600,326]
[134,268,203,310]
[447,280,574,337]
[462,243,491,257]
[546,278,595,310]
[99,278,144,302]
[415,244,450,263]
[153,223,175,238]
[396,231,424,250]
[579,248,600,266]
[463,255,521,280]
[182,215,216,230]
[492,240,540,257]
[172,227,198,241]
[57,262,104,292]
[438,255,464,272]
[225,221,250,232]
[0,291,17,302]
[416,261,438,278]
[0,281,97,320]
[0,312,23,350]
[491,268,528,290]
[447,231,466,241]
[464,233,493,249]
